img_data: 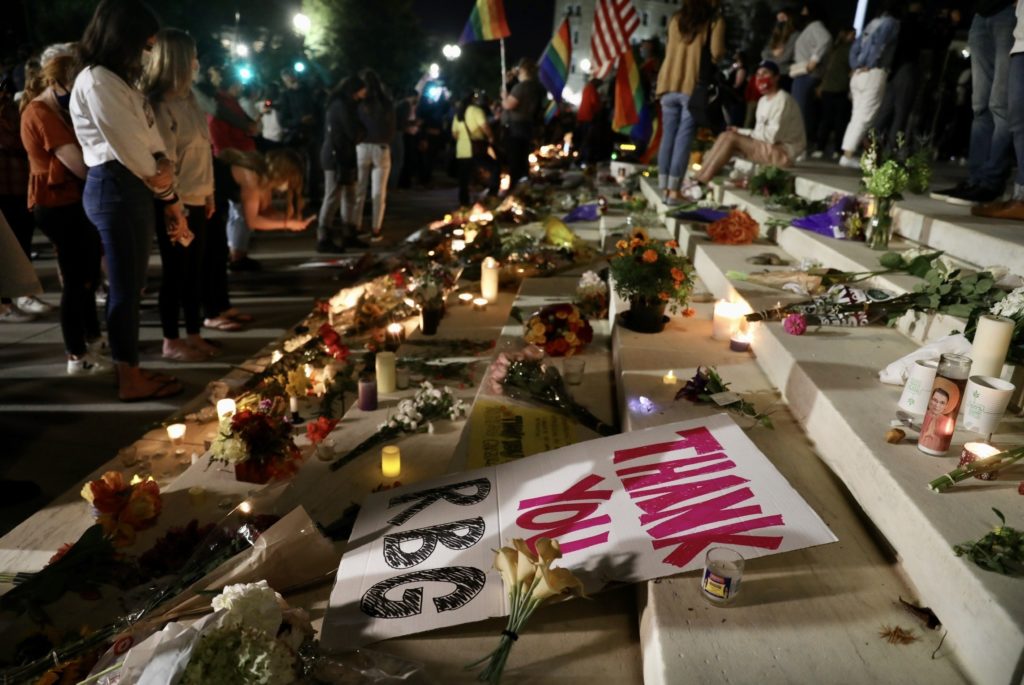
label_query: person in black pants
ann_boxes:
[501,58,544,185]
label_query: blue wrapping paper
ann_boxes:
[670,207,730,223]
[563,203,600,222]
[791,195,856,239]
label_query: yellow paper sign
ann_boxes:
[465,399,578,468]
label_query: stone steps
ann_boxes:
[634,173,1024,684]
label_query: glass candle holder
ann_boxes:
[563,357,586,385]
[166,423,186,455]
[701,547,744,605]
[918,353,972,456]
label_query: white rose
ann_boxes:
[211,580,283,637]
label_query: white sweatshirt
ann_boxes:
[745,89,807,161]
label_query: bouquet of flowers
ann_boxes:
[211,405,303,484]
[329,381,469,471]
[575,270,609,320]
[609,232,695,315]
[407,261,461,307]
[747,165,795,197]
[523,303,594,357]
[707,210,760,245]
[468,538,585,684]
[861,132,931,199]
[675,367,773,428]
[80,472,162,548]
[486,346,616,436]
[306,416,339,445]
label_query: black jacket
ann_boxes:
[320,97,365,183]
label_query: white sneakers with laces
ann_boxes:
[16,296,53,314]
[67,354,113,376]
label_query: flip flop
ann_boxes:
[141,369,177,384]
[119,379,183,403]
[204,317,244,331]
[221,309,254,323]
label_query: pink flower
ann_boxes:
[783,313,807,336]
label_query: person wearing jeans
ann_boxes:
[933,1,1017,206]
[838,3,900,168]
[355,70,395,241]
[655,0,724,202]
[974,2,1024,220]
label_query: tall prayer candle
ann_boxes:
[376,352,397,394]
[381,445,401,478]
[970,314,1014,378]
[358,377,378,411]
[481,257,500,302]
[918,353,972,456]
[712,300,744,341]
[216,398,236,419]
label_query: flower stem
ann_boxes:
[928,447,1024,492]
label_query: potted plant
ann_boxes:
[407,263,459,335]
[609,231,695,333]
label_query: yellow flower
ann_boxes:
[533,538,562,567]
[494,547,519,590]
[532,566,586,603]
[615,240,628,251]
[530,322,547,337]
[512,539,538,588]
[564,331,578,344]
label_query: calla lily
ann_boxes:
[494,547,519,590]
[511,539,538,588]
[532,565,586,604]
[533,537,562,568]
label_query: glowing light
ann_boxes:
[499,174,511,192]
[238,65,254,83]
[458,292,475,305]
[404,297,416,308]
[662,370,677,385]
[429,63,441,79]
[472,297,488,311]
[216,398,236,419]
[619,143,637,152]
[293,61,306,73]
[271,350,283,364]
[238,500,253,514]
[292,12,311,35]
[452,239,466,252]
[579,58,592,73]
[442,44,462,60]
[528,153,539,164]
[166,423,186,441]
[382,445,401,478]
[961,48,970,59]
[452,228,465,237]
[235,43,250,58]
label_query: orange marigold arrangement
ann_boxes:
[707,210,760,245]
[609,231,696,313]
[523,303,594,357]
[80,471,162,547]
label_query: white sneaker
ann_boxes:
[838,155,861,170]
[67,354,113,376]
[0,306,34,323]
[680,182,705,202]
[16,296,53,314]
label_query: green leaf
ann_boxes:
[879,252,904,269]
[976,279,994,294]
[929,294,941,309]
[938,283,953,295]
[944,303,977,318]
[925,269,942,285]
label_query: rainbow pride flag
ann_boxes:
[613,48,644,135]
[543,98,559,124]
[538,17,571,103]
[639,103,662,164]
[459,0,511,44]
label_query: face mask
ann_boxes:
[755,75,774,94]
[55,92,71,110]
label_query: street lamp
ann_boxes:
[294,61,307,73]
[429,62,440,79]
[442,44,461,61]
[235,43,250,58]
[293,12,311,35]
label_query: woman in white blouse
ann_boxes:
[142,28,220,363]
[789,3,832,135]
[72,0,188,402]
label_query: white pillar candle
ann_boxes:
[970,315,1014,378]
[216,398,236,420]
[376,351,397,394]
[712,300,745,341]
[382,445,401,478]
[167,423,186,454]
[481,257,500,302]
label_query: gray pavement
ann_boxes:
[0,184,458,534]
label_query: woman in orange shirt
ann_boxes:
[20,51,107,375]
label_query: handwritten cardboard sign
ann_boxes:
[321,414,836,650]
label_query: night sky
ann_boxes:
[413,0,557,62]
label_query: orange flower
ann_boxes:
[707,210,760,245]
[658,291,670,301]
[666,240,679,249]
[615,240,628,251]
[671,267,686,282]
[642,249,658,264]
[682,308,697,317]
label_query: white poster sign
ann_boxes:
[321,414,836,651]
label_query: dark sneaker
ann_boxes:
[316,240,345,254]
[229,256,262,272]
[930,181,975,204]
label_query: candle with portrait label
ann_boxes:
[918,353,972,456]
[481,257,500,302]
[381,445,401,478]
[376,351,397,394]
[970,315,1014,378]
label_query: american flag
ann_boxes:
[590,0,640,78]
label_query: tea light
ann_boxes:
[382,445,401,478]
[729,331,752,352]
[166,423,186,454]
[959,442,1002,481]
[662,370,677,385]
[216,398,236,420]
[271,350,283,364]
[386,322,405,349]
[452,228,465,238]
[458,292,475,305]
[473,297,488,311]
[481,257,500,302]
[712,300,745,341]
[304,363,314,378]
[452,239,466,252]
[376,351,397,394]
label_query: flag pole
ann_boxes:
[500,37,508,99]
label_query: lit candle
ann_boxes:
[166,423,186,454]
[271,350,283,364]
[473,297,488,311]
[358,376,378,411]
[452,228,465,238]
[662,370,677,385]
[386,322,405,349]
[712,300,745,341]
[458,292,475,305]
[452,239,466,252]
[382,445,401,478]
[464,224,479,243]
[970,314,1014,378]
[216,398,236,420]
[481,257,500,302]
[729,331,752,352]
[304,363,314,379]
[289,396,302,424]
[959,442,1003,481]
[376,351,397,394]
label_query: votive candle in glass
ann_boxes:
[166,423,186,454]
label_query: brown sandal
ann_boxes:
[119,379,183,403]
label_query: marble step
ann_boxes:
[671,221,1024,685]
[612,307,968,685]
